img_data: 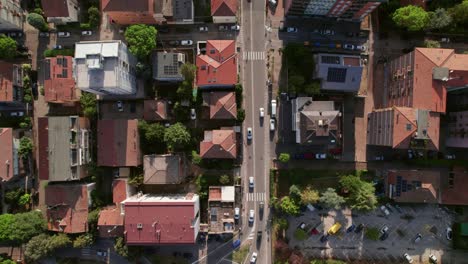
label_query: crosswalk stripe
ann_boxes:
[243,51,265,61]
[247,192,265,201]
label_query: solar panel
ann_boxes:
[327,68,347,83]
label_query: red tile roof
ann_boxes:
[45,183,93,233]
[102,0,160,24]
[196,40,237,87]
[143,99,168,121]
[386,170,441,203]
[0,61,14,102]
[0,128,14,181]
[113,179,130,204]
[98,206,124,238]
[38,118,49,180]
[208,91,237,119]
[200,129,237,159]
[441,167,468,205]
[97,119,141,167]
[124,194,199,245]
[41,0,69,17]
[44,56,77,103]
[211,0,237,16]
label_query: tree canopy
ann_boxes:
[300,186,320,205]
[319,188,345,209]
[0,211,46,245]
[18,137,33,159]
[138,120,166,154]
[279,153,290,163]
[280,196,300,215]
[24,233,71,262]
[339,175,377,211]
[449,0,468,28]
[164,122,191,151]
[392,5,430,31]
[124,24,157,61]
[427,8,453,30]
[181,63,197,82]
[0,35,16,59]
[27,13,48,31]
[88,6,100,28]
[80,92,97,118]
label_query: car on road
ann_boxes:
[446,227,453,240]
[234,207,240,220]
[294,153,304,160]
[343,44,355,50]
[287,27,298,33]
[304,153,314,159]
[356,45,366,51]
[321,29,335,35]
[429,255,437,263]
[157,27,170,33]
[270,118,275,131]
[249,177,254,189]
[53,45,63,50]
[314,42,321,47]
[320,235,328,243]
[181,40,193,46]
[247,127,253,140]
[259,107,264,118]
[394,204,403,213]
[259,202,264,218]
[328,222,342,235]
[380,205,390,216]
[6,32,23,38]
[39,32,49,37]
[231,25,240,31]
[81,31,92,36]
[97,250,107,257]
[380,225,389,234]
[446,154,456,159]
[375,155,384,160]
[346,224,356,233]
[219,25,228,31]
[380,232,389,241]
[58,31,71,38]
[404,253,413,263]
[169,40,180,46]
[385,203,395,212]
[257,231,262,242]
[355,223,365,233]
[199,26,208,32]
[248,210,255,223]
[315,153,326,159]
[250,252,258,263]
[298,222,306,230]
[271,99,277,118]
[268,0,277,6]
[190,108,196,120]
[232,239,241,248]
[117,101,124,112]
[414,233,422,243]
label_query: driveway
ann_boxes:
[287,204,454,263]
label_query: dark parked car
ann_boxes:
[380,232,389,241]
[355,224,365,233]
[320,235,329,243]
[346,224,356,233]
[394,204,403,213]
[304,153,314,159]
[168,40,180,46]
[157,27,170,33]
[294,153,304,160]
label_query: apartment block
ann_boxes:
[313,53,363,92]
[446,111,468,148]
[0,0,23,31]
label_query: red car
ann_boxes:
[304,153,314,159]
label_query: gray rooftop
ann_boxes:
[153,52,185,81]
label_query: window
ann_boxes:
[210,49,215,54]
[201,65,206,70]
[406,124,412,131]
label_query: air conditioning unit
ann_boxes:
[177,53,186,63]
[137,223,143,229]
[318,120,324,126]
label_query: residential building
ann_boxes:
[367,107,440,150]
[0,0,23,31]
[41,0,79,24]
[44,56,77,103]
[313,53,363,92]
[153,52,185,82]
[74,41,137,96]
[446,111,468,148]
[0,101,25,119]
[196,40,237,88]
[143,99,170,121]
[143,154,187,185]
[97,119,141,167]
[384,48,468,114]
[38,116,91,181]
[0,61,23,102]
[200,128,237,159]
[441,167,468,205]
[0,128,20,182]
[102,0,194,25]
[123,193,200,245]
[45,183,95,233]
[202,91,237,119]
[211,0,237,24]
[208,186,235,233]
[284,0,384,21]
[291,98,341,145]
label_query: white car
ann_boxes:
[344,44,354,50]
[247,127,252,140]
[234,207,240,220]
[268,0,277,6]
[446,154,456,159]
[380,225,389,234]
[250,252,258,263]
[404,253,413,263]
[181,40,193,46]
[315,153,326,159]
[53,45,63,50]
[117,101,123,112]
[356,45,366,51]
[270,118,275,131]
[199,26,208,32]
[446,227,452,240]
[249,210,255,223]
[81,31,92,36]
[380,205,390,216]
[190,108,196,120]
[231,25,240,31]
[321,29,335,35]
[259,107,264,118]
[58,31,70,38]
[249,177,254,189]
[429,254,437,263]
[39,32,49,37]
[287,27,298,33]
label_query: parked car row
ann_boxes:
[168,40,194,46]
[304,41,367,51]
[293,153,328,160]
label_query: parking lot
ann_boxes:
[287,204,454,263]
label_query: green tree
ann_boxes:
[192,150,202,165]
[138,120,166,154]
[88,6,100,28]
[18,193,30,206]
[219,174,230,185]
[280,196,300,215]
[27,13,48,31]
[181,63,197,82]
[176,80,193,100]
[0,211,46,245]
[423,39,441,48]
[18,137,33,159]
[237,109,245,122]
[289,185,301,201]
[288,74,305,94]
[449,0,468,28]
[128,173,144,188]
[88,209,100,233]
[278,153,290,163]
[80,92,97,118]
[195,174,208,199]
[319,188,345,209]
[0,35,16,59]
[304,81,321,95]
[73,234,93,248]
[124,24,157,61]
[114,237,128,257]
[24,233,71,262]
[392,5,430,31]
[427,8,452,30]
[164,122,191,151]
[0,258,16,264]
[339,175,377,211]
[300,186,320,205]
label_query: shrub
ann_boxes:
[18,137,33,159]
[365,227,380,241]
[423,40,441,48]
[278,153,290,163]
[114,237,128,257]
[192,150,202,165]
[0,35,16,59]
[43,48,74,57]
[219,174,231,185]
[293,229,307,241]
[88,6,100,28]
[80,23,91,30]
[237,109,245,122]
[73,234,93,248]
[27,13,48,31]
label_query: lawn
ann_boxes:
[453,222,468,249]
[231,244,250,263]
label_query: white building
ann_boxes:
[74,41,137,95]
[0,0,23,31]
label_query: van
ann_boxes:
[271,100,277,118]
[327,222,342,235]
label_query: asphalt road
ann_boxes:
[240,1,271,264]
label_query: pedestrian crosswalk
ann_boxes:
[243,51,266,61]
[81,248,91,256]
[247,192,266,202]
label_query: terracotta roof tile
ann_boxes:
[211,0,237,16]
[386,170,441,203]
[209,91,237,119]
[143,154,186,184]
[113,179,130,204]
[0,128,14,181]
[143,99,168,121]
[98,206,124,237]
[41,0,69,17]
[196,40,237,87]
[200,129,236,159]
[44,56,77,103]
